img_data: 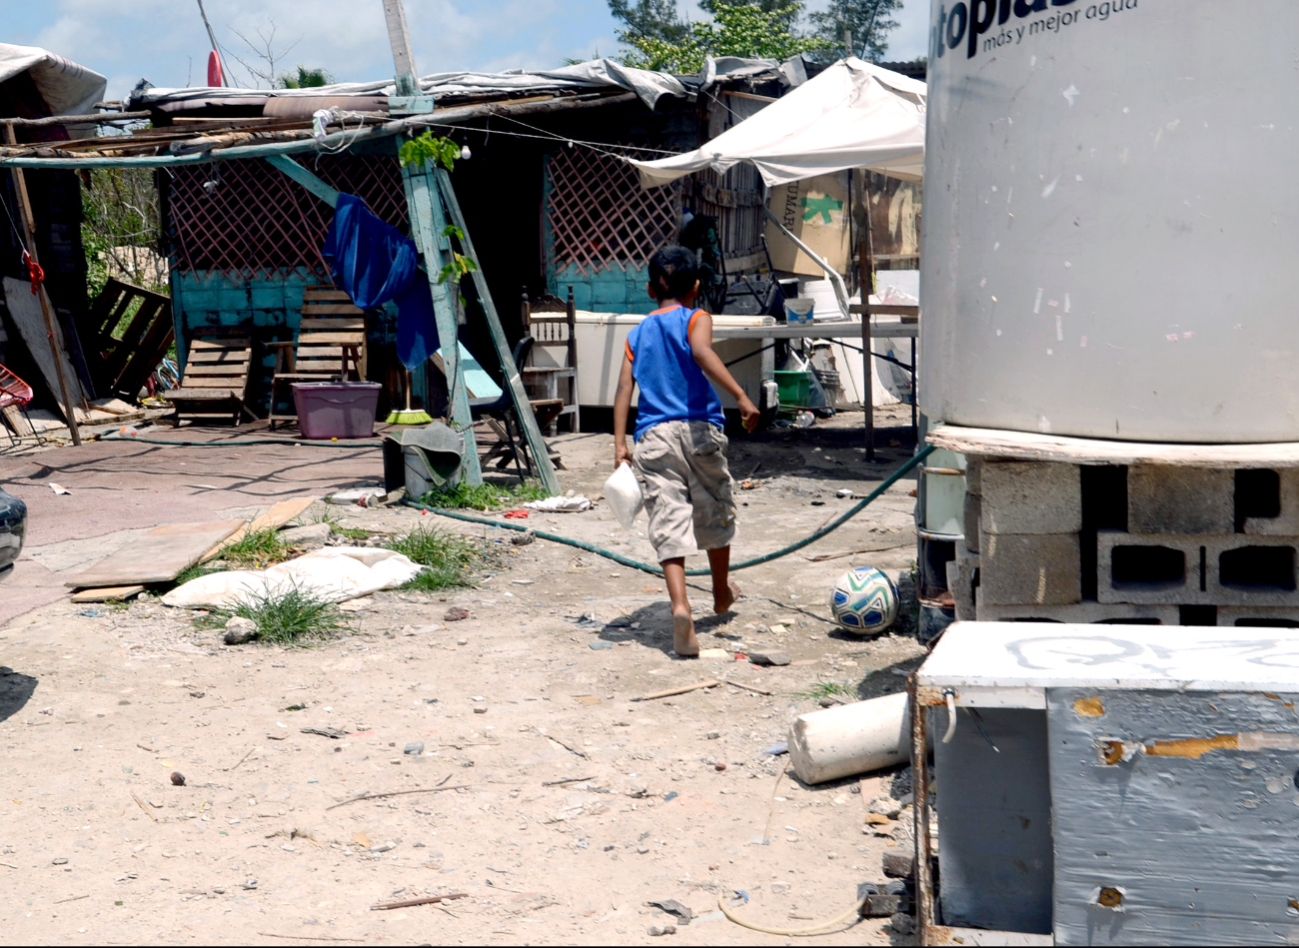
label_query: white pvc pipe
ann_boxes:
[788,691,911,785]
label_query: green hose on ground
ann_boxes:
[99,434,380,448]
[407,444,935,577]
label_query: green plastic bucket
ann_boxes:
[774,370,811,408]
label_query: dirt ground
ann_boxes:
[0,406,926,946]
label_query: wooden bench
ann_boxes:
[161,336,255,427]
[268,286,366,428]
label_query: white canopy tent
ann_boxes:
[632,57,925,189]
[0,44,106,118]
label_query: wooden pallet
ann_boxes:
[86,278,174,399]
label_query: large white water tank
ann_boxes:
[919,0,1299,443]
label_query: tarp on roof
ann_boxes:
[0,44,107,117]
[632,58,925,188]
[125,57,787,113]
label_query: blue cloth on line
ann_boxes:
[321,192,438,370]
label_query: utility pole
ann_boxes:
[195,0,224,86]
[844,28,853,60]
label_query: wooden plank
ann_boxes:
[67,519,244,587]
[265,154,340,208]
[303,288,351,300]
[298,332,365,345]
[2,276,85,411]
[192,338,252,349]
[182,363,249,376]
[200,496,316,563]
[164,389,239,400]
[301,304,365,315]
[300,317,364,330]
[71,585,145,603]
[927,424,1299,468]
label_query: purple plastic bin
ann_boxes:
[292,381,382,439]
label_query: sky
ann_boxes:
[10,0,931,101]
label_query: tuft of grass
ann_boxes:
[419,480,549,511]
[795,680,859,701]
[221,527,291,568]
[304,507,372,541]
[171,562,227,588]
[232,582,349,646]
[386,526,478,591]
[191,611,231,631]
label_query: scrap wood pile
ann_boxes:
[0,90,635,162]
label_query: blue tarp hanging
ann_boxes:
[321,192,438,369]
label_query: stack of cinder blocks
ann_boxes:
[948,458,1299,626]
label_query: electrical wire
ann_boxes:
[406,444,934,577]
[414,119,680,160]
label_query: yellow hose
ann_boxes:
[716,893,867,937]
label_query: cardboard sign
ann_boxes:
[765,172,850,276]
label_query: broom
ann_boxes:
[385,369,433,425]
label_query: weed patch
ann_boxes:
[419,480,549,511]
[221,528,291,568]
[386,526,477,590]
[232,582,348,646]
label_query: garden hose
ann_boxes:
[99,434,380,448]
[716,892,867,936]
[406,444,934,577]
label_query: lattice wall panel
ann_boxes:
[168,155,407,278]
[547,146,680,276]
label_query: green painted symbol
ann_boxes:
[801,194,843,224]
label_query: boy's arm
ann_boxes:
[613,352,636,468]
[689,311,760,432]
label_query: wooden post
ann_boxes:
[382,0,420,96]
[858,216,876,462]
[399,160,482,485]
[3,123,82,445]
[435,168,561,495]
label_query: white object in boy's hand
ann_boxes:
[604,462,644,530]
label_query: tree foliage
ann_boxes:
[807,0,902,60]
[615,2,830,74]
[608,0,690,43]
[277,65,333,89]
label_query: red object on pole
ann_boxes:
[21,250,43,295]
[207,49,224,87]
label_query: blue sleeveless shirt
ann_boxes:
[626,305,726,441]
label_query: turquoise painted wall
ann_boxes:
[548,262,652,315]
[170,267,397,414]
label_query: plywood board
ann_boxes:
[68,519,244,588]
[199,496,316,563]
[71,585,145,603]
[3,276,85,417]
[928,424,1299,468]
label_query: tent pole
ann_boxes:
[857,197,876,462]
[3,124,82,445]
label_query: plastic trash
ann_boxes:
[794,411,815,428]
[604,462,644,529]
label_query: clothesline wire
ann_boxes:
[415,118,682,160]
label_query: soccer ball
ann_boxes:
[829,566,899,634]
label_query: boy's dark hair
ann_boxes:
[648,246,699,301]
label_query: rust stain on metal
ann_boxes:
[1144,734,1238,759]
[1097,887,1123,909]
[1073,696,1105,717]
[1101,740,1125,765]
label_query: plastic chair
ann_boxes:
[0,365,40,446]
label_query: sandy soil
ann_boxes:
[0,408,925,945]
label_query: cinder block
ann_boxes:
[964,456,983,496]
[249,285,284,310]
[1128,465,1233,535]
[981,461,1081,535]
[963,492,981,552]
[946,549,979,622]
[1245,469,1299,535]
[1217,606,1299,627]
[569,282,592,312]
[1098,531,1299,606]
[974,591,1177,624]
[978,531,1081,606]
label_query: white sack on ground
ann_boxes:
[633,57,925,188]
[162,547,423,609]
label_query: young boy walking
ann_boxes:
[613,246,760,657]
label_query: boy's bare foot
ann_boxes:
[672,610,700,657]
[713,579,741,615]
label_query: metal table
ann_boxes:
[711,318,919,446]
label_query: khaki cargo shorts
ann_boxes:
[633,420,736,562]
